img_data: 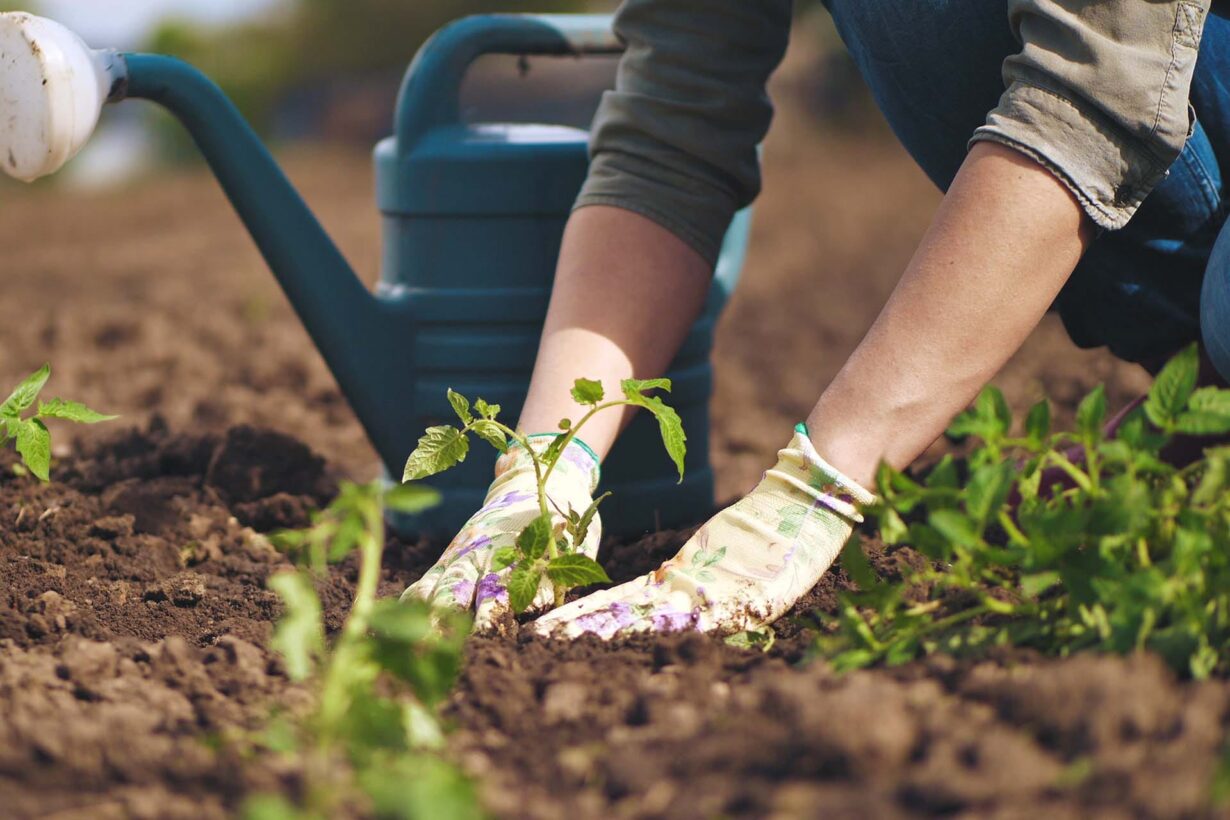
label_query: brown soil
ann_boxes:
[0,24,1216,820]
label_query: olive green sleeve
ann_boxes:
[574,0,792,267]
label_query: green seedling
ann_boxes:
[1,364,115,480]
[249,481,481,820]
[403,378,686,613]
[817,344,1230,680]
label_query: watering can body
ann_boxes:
[0,12,750,536]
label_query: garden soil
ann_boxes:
[0,31,1220,820]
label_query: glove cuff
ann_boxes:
[494,433,601,494]
[778,423,877,523]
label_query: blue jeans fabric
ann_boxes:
[823,0,1230,374]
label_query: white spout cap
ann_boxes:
[0,12,120,182]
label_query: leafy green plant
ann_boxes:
[820,344,1230,679]
[403,378,686,613]
[1,364,114,480]
[247,480,482,820]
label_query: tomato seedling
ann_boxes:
[402,378,686,613]
[821,344,1230,679]
[251,481,481,820]
[1,364,115,480]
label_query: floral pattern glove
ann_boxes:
[400,435,601,632]
[533,425,874,639]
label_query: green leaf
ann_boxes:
[473,398,500,420]
[491,547,519,571]
[545,553,611,587]
[0,364,49,419]
[1075,385,1107,441]
[1188,386,1230,416]
[14,418,50,481]
[947,387,1010,443]
[965,462,1014,526]
[1173,411,1230,435]
[1020,571,1060,598]
[36,398,117,424]
[620,379,686,480]
[1145,343,1198,427]
[268,571,324,682]
[840,536,880,590]
[383,483,441,514]
[358,755,482,820]
[447,389,472,424]
[516,514,552,561]
[470,420,507,451]
[725,628,776,652]
[621,377,672,396]
[403,425,469,481]
[567,491,611,547]
[368,599,469,705]
[928,509,980,547]
[570,378,605,406]
[506,566,542,613]
[1025,399,1051,446]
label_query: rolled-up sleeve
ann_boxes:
[972,0,1211,230]
[574,0,792,267]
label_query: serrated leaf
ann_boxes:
[570,378,605,406]
[506,566,542,613]
[14,418,50,481]
[621,377,672,397]
[1145,343,1198,427]
[546,553,611,587]
[1188,386,1230,416]
[620,380,686,480]
[491,547,519,571]
[268,571,324,682]
[1025,399,1050,446]
[403,425,469,481]
[471,419,507,451]
[383,483,441,514]
[473,398,500,420]
[1174,411,1230,435]
[447,389,472,424]
[516,514,552,561]
[1075,385,1107,441]
[36,398,117,424]
[0,364,49,419]
[965,462,1014,526]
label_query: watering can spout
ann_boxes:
[0,13,413,477]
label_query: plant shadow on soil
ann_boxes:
[1,420,1228,819]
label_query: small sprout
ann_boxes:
[0,364,115,481]
[402,377,687,612]
[260,481,479,817]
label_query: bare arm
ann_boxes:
[809,141,1093,486]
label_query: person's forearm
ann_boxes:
[517,206,712,458]
[809,142,1094,487]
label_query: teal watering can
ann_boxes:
[0,12,750,536]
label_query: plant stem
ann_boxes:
[316,495,384,745]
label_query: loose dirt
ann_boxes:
[0,27,1216,820]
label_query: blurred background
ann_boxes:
[0,0,873,188]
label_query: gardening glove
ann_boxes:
[400,435,601,632]
[534,424,874,639]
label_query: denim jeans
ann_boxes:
[823,0,1230,375]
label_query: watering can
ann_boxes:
[0,12,751,536]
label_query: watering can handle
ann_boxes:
[396,13,623,146]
